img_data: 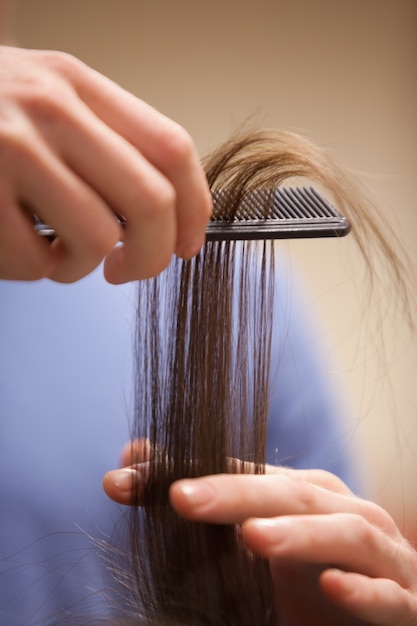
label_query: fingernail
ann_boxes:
[248,518,289,541]
[177,479,215,507]
[103,246,127,284]
[105,468,137,493]
[250,518,281,529]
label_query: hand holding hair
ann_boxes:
[104,459,417,626]
[0,45,211,284]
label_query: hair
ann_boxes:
[102,129,411,625]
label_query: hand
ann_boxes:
[0,45,211,283]
[104,445,417,626]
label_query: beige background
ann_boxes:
[3,0,417,536]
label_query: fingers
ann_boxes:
[10,131,121,283]
[103,439,152,505]
[0,47,118,282]
[168,472,358,524]
[320,569,417,625]
[102,451,417,623]
[278,466,353,496]
[102,467,140,505]
[53,98,179,282]
[64,52,213,260]
[101,456,352,510]
[102,459,417,623]
[0,46,211,283]
[243,513,414,585]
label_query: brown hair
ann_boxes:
[107,129,411,625]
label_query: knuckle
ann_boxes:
[0,126,39,172]
[349,513,378,546]
[288,475,317,512]
[159,122,195,170]
[140,179,176,221]
[361,499,399,536]
[0,50,79,137]
[39,49,81,77]
[21,84,71,126]
[7,56,77,126]
[157,180,177,212]
[313,469,351,494]
[0,106,38,164]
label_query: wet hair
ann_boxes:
[107,129,411,625]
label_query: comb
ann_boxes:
[206,186,350,241]
[34,186,350,242]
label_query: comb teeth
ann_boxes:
[206,186,351,241]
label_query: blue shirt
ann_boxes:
[0,262,359,624]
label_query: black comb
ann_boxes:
[34,186,350,242]
[206,186,350,241]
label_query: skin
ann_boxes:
[0,45,212,283]
[103,443,417,626]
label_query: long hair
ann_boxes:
[108,129,411,625]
